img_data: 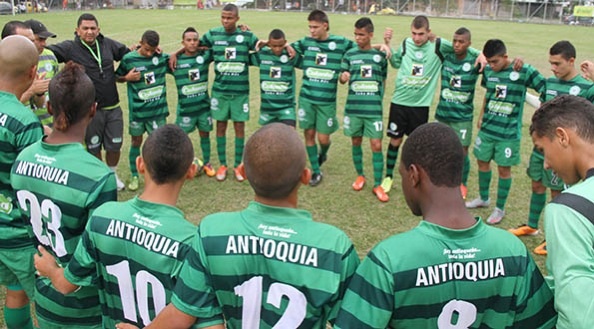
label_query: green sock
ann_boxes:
[320,143,331,159]
[200,136,211,164]
[385,144,399,178]
[216,136,226,166]
[4,305,33,329]
[462,154,470,186]
[306,145,320,174]
[352,145,363,176]
[496,177,513,210]
[234,137,245,167]
[129,146,140,177]
[372,151,384,187]
[528,192,547,229]
[478,170,492,201]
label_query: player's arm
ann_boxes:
[34,245,79,295]
[544,203,594,328]
[46,41,71,63]
[477,97,486,130]
[581,60,594,81]
[339,55,350,85]
[526,66,546,97]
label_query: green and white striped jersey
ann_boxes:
[293,36,355,104]
[479,63,545,141]
[251,47,299,113]
[171,50,213,116]
[341,47,387,118]
[172,201,360,328]
[115,51,170,122]
[200,27,258,95]
[11,140,117,327]
[335,219,557,329]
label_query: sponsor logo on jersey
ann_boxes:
[188,69,200,81]
[411,63,424,76]
[236,35,244,43]
[328,41,336,50]
[462,62,472,72]
[509,71,520,81]
[315,53,327,66]
[269,66,282,79]
[442,88,470,103]
[360,65,373,78]
[196,56,204,64]
[351,81,379,93]
[373,54,382,63]
[305,67,334,81]
[217,62,245,73]
[487,100,514,115]
[280,55,289,63]
[181,82,208,96]
[261,81,290,93]
[138,86,164,100]
[152,57,159,65]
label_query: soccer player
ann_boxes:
[0,35,42,329]
[509,41,594,255]
[339,17,388,202]
[335,122,557,329]
[380,16,481,194]
[33,124,225,329]
[434,27,480,200]
[11,62,117,328]
[292,10,356,186]
[47,13,130,191]
[251,28,299,127]
[530,95,594,329]
[200,4,258,182]
[466,39,545,225]
[116,30,170,191]
[171,27,216,177]
[142,123,360,328]
[24,19,59,129]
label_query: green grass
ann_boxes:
[1,9,592,327]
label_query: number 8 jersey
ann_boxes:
[11,140,117,328]
[171,201,360,328]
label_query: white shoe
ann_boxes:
[465,197,490,208]
[487,207,505,225]
[115,175,125,191]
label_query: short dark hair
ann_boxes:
[182,27,198,39]
[454,27,471,40]
[549,40,576,61]
[141,30,159,48]
[355,17,374,33]
[308,9,329,30]
[411,15,429,29]
[483,39,506,58]
[401,123,463,187]
[77,13,98,27]
[50,62,95,132]
[244,123,306,199]
[142,124,194,185]
[269,28,285,40]
[222,3,238,14]
[530,95,594,143]
[1,21,28,39]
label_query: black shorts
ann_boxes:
[85,106,124,153]
[386,103,429,138]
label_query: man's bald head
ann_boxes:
[244,123,307,199]
[0,35,38,82]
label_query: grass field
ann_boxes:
[0,8,592,327]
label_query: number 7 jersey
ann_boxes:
[171,201,360,328]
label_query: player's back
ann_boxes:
[192,201,359,328]
[336,219,557,329]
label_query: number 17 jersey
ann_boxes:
[171,201,360,328]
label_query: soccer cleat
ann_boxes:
[193,157,204,176]
[508,224,539,236]
[373,186,389,202]
[318,153,327,167]
[203,163,215,177]
[460,184,468,200]
[127,176,139,192]
[309,172,323,187]
[115,175,125,191]
[216,165,228,181]
[486,207,505,225]
[465,197,490,209]
[533,241,547,255]
[380,177,393,193]
[234,164,245,182]
[352,176,366,191]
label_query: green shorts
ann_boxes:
[473,134,521,166]
[526,148,564,190]
[441,120,473,147]
[210,92,249,122]
[0,245,36,299]
[343,115,383,139]
[176,111,213,134]
[129,117,167,137]
[259,108,296,126]
[297,97,339,135]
